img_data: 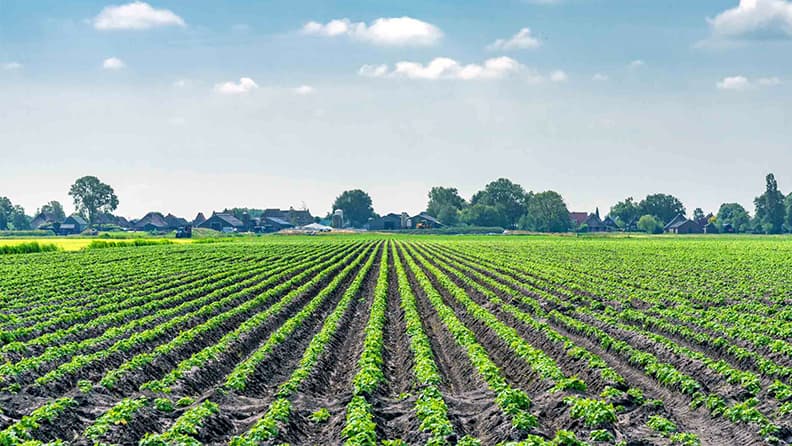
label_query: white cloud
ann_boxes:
[708,0,792,39]
[487,28,541,50]
[550,70,568,82]
[592,73,609,81]
[717,75,751,90]
[173,79,190,88]
[102,57,126,70]
[213,77,258,94]
[359,56,548,81]
[301,16,442,46]
[717,74,782,90]
[93,1,185,30]
[3,62,22,70]
[629,59,645,69]
[758,76,782,85]
[359,64,389,78]
[294,85,315,95]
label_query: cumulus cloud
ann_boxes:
[550,70,568,82]
[102,57,125,70]
[293,85,315,95]
[3,62,22,70]
[359,64,389,78]
[708,0,792,39]
[358,56,552,82]
[629,59,645,69]
[93,1,185,30]
[301,17,442,46]
[717,74,781,90]
[213,77,258,94]
[592,73,609,81]
[487,28,541,50]
[173,79,190,88]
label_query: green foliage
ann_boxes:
[155,398,175,412]
[637,214,663,234]
[69,175,119,225]
[332,189,374,228]
[0,242,58,255]
[470,178,530,228]
[754,173,785,234]
[589,429,614,442]
[85,397,147,440]
[565,396,617,427]
[638,193,686,224]
[309,408,330,423]
[175,396,194,407]
[646,415,677,434]
[519,191,572,233]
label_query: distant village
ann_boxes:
[24,206,716,238]
[4,172,786,237]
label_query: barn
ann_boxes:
[198,212,246,233]
[411,212,443,229]
[369,213,408,231]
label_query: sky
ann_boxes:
[1,0,791,219]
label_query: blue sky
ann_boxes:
[1,0,791,219]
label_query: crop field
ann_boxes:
[1,236,791,446]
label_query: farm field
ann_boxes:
[1,236,791,446]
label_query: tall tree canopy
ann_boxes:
[637,215,663,234]
[785,195,792,232]
[470,178,530,228]
[460,204,506,227]
[0,197,12,230]
[39,201,66,221]
[0,197,30,230]
[716,203,751,233]
[519,191,571,232]
[610,197,640,226]
[427,186,466,225]
[332,189,374,228]
[754,173,785,234]
[638,193,686,224]
[68,176,119,226]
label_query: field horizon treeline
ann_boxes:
[2,172,791,234]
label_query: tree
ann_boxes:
[427,187,466,215]
[11,206,30,230]
[470,178,530,228]
[460,204,506,227]
[638,193,686,224]
[518,191,571,232]
[754,173,785,234]
[39,201,66,221]
[427,186,467,226]
[69,176,119,226]
[0,196,12,230]
[637,214,663,234]
[332,189,374,228]
[717,203,751,233]
[436,206,461,226]
[692,207,705,223]
[786,195,792,232]
[610,197,640,227]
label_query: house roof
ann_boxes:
[66,214,88,225]
[133,212,170,229]
[570,212,588,226]
[664,214,687,230]
[214,213,245,227]
[602,216,618,227]
[413,212,442,225]
[265,216,293,226]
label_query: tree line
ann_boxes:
[330,173,792,234]
[2,173,791,234]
